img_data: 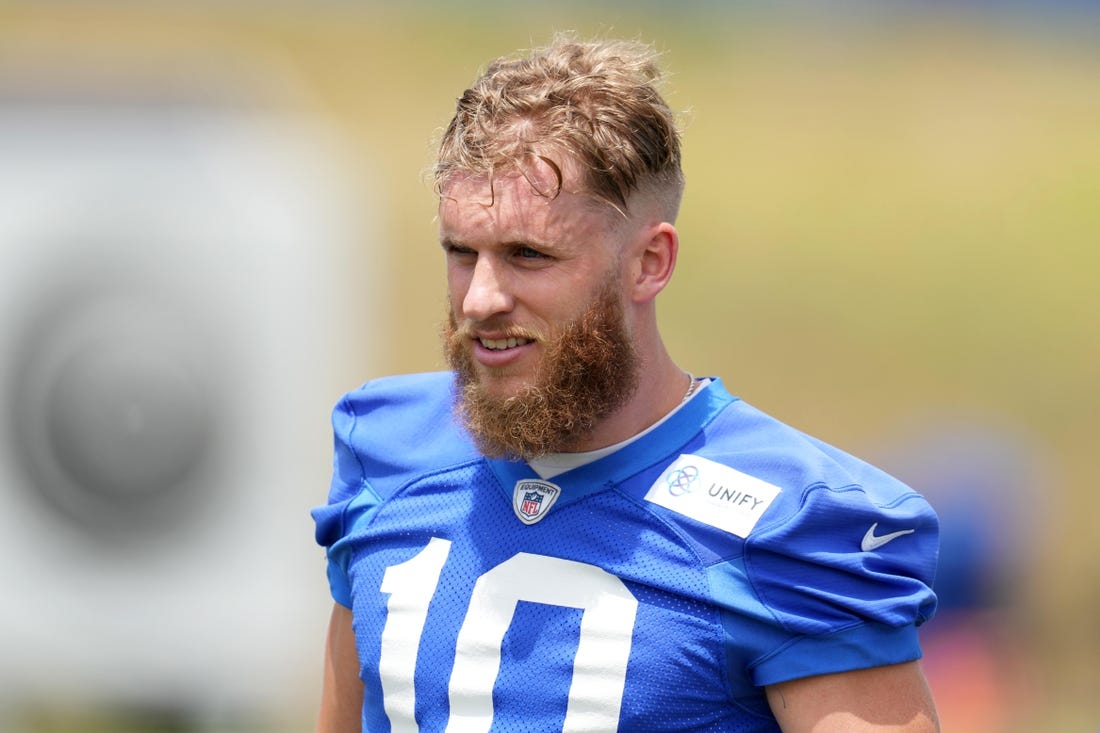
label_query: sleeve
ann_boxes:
[310,393,377,608]
[741,482,939,686]
[309,372,466,608]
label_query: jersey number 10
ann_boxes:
[377,537,639,732]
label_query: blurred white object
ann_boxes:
[0,65,381,722]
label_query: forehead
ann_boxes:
[439,164,619,245]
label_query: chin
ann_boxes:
[477,370,532,397]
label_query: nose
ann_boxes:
[461,255,513,322]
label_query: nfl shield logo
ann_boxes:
[521,492,542,516]
[512,479,562,525]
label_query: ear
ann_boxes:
[630,222,678,304]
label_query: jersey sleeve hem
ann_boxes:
[327,561,354,608]
[751,622,922,687]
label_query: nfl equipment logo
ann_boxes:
[512,479,562,525]
[521,492,542,516]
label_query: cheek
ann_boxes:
[445,270,471,312]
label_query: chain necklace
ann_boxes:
[682,372,697,403]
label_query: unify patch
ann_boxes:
[645,454,781,538]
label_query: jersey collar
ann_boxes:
[485,378,737,506]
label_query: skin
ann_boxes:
[317,604,364,733]
[766,661,940,732]
[316,158,940,733]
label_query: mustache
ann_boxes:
[448,317,545,343]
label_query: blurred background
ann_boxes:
[0,1,1096,731]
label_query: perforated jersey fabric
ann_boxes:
[312,372,938,732]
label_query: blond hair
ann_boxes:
[434,35,684,219]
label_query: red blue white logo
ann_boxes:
[512,479,562,525]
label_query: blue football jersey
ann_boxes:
[312,372,938,732]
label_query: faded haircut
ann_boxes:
[434,35,685,220]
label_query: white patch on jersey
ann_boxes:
[512,479,562,525]
[645,454,781,538]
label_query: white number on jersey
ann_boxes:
[378,538,639,732]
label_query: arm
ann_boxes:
[766,661,939,733]
[317,602,364,733]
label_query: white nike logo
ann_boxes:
[861,523,916,552]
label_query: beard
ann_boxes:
[444,279,640,460]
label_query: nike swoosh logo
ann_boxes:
[861,523,916,552]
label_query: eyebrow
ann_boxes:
[439,235,559,253]
[504,237,556,251]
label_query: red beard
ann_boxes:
[444,279,639,459]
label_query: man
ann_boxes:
[313,36,940,732]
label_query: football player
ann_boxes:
[314,35,940,733]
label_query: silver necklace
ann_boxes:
[682,372,697,403]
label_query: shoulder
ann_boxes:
[314,371,477,555]
[701,399,930,519]
[331,371,478,498]
[339,371,456,421]
[691,398,939,630]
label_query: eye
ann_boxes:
[442,241,476,258]
[515,246,548,260]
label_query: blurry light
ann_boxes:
[12,291,216,537]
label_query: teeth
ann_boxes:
[480,337,530,350]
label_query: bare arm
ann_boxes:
[766,661,939,733]
[317,602,364,733]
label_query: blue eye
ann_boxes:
[516,247,545,259]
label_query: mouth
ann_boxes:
[478,336,533,351]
